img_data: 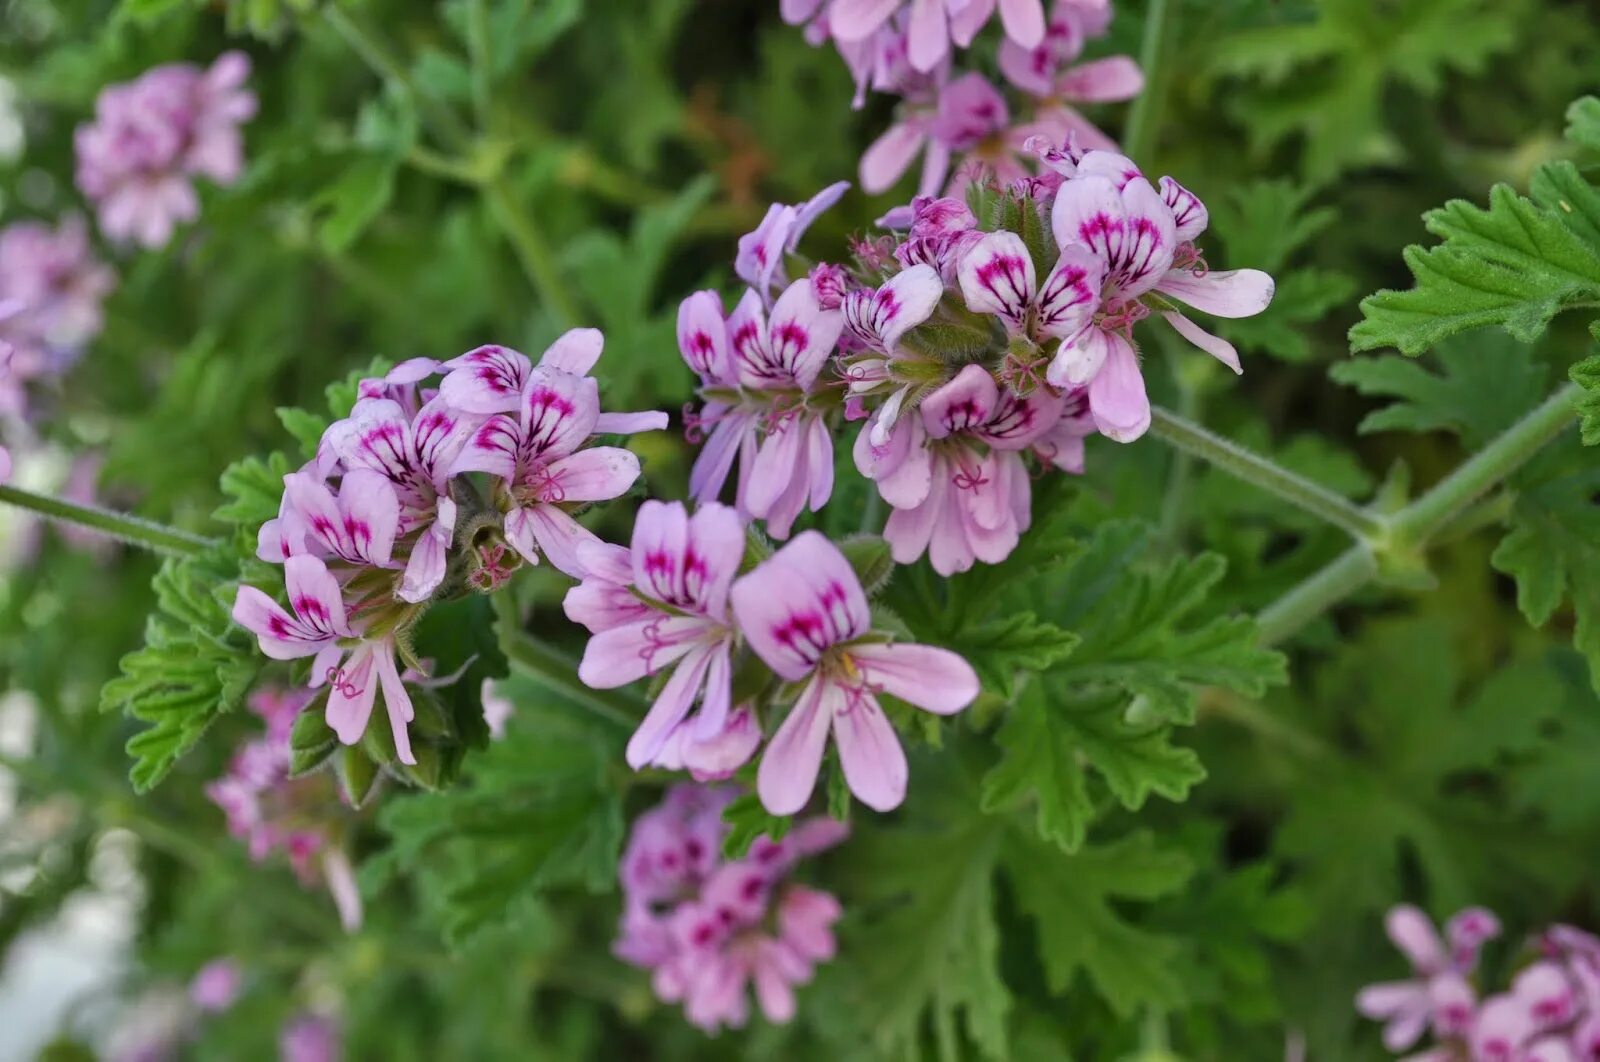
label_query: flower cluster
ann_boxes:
[0,217,115,471]
[783,0,1141,201]
[204,686,363,931]
[232,333,663,767]
[75,52,256,249]
[1358,904,1600,1060]
[613,785,846,1032]
[568,507,980,813]
[679,145,1271,574]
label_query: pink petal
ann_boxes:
[439,344,532,414]
[844,264,944,352]
[884,472,945,563]
[503,505,542,566]
[832,689,908,811]
[374,644,417,766]
[1158,176,1208,243]
[524,503,604,578]
[231,585,325,660]
[1163,310,1242,374]
[828,0,900,40]
[678,290,732,383]
[626,643,717,769]
[690,408,752,505]
[335,469,400,566]
[921,363,1000,438]
[452,413,522,481]
[850,641,980,714]
[1387,906,1447,974]
[860,121,927,195]
[1087,332,1149,442]
[756,678,836,815]
[325,644,379,746]
[1035,245,1104,341]
[1056,56,1144,103]
[285,554,352,637]
[744,414,809,520]
[1047,324,1112,388]
[906,0,951,73]
[538,327,604,376]
[537,447,641,503]
[1157,268,1275,318]
[521,368,601,459]
[997,0,1046,48]
[957,231,1037,331]
[806,415,834,510]
[730,531,871,681]
[397,501,456,604]
[411,396,478,487]
[767,279,844,391]
[579,616,704,689]
[324,398,413,483]
[594,410,669,434]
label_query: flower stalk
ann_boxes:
[0,484,212,557]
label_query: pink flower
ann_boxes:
[1471,994,1536,1062]
[614,784,847,1033]
[736,182,850,300]
[205,682,363,931]
[323,395,476,602]
[830,0,1046,73]
[862,364,1061,574]
[1356,904,1501,1053]
[443,332,663,576]
[279,1013,341,1062]
[730,531,979,813]
[571,501,748,771]
[323,633,418,765]
[999,0,1142,153]
[75,53,256,249]
[188,959,242,1014]
[0,216,114,371]
[893,195,983,283]
[715,279,845,538]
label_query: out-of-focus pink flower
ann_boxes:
[829,0,1046,73]
[1356,905,1500,1054]
[999,0,1141,153]
[614,784,847,1033]
[188,958,243,1014]
[736,183,850,301]
[75,53,256,249]
[279,1013,341,1062]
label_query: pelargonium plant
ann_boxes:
[2,1,1599,1059]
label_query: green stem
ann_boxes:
[483,177,583,326]
[320,7,470,151]
[1254,545,1377,647]
[1121,0,1174,163]
[1250,382,1578,644]
[0,484,211,557]
[466,0,494,131]
[1147,406,1387,541]
[1388,383,1579,546]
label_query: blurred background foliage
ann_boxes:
[0,0,1597,1058]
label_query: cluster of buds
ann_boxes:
[204,687,363,931]
[75,52,256,249]
[231,335,664,772]
[783,0,1142,202]
[613,785,847,1032]
[1358,905,1600,1060]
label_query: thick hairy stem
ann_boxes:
[1250,382,1580,644]
[1147,406,1388,541]
[1254,545,1378,647]
[483,177,583,327]
[1121,0,1173,164]
[1387,383,1580,546]
[0,484,211,557]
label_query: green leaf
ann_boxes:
[719,793,792,860]
[946,612,1078,699]
[1350,181,1600,356]
[316,157,399,253]
[1567,95,1600,153]
[982,686,1206,853]
[1330,335,1548,447]
[213,453,293,529]
[1574,353,1600,445]
[1002,830,1193,1017]
[1048,523,1286,724]
[1492,439,1600,692]
[373,720,623,946]
[116,0,199,21]
[846,813,1010,1061]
